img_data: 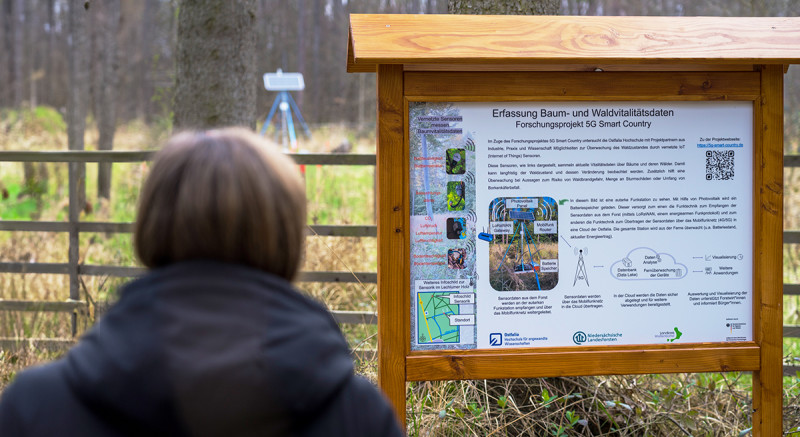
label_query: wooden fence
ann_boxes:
[0,150,378,359]
[2,150,800,375]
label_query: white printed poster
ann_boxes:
[409,101,753,350]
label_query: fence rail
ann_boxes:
[0,150,376,165]
[0,221,377,236]
[3,150,800,373]
[0,150,377,339]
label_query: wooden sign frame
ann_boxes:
[350,15,800,436]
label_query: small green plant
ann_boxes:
[467,402,483,418]
[550,424,568,437]
[497,395,508,412]
[541,388,553,405]
[565,410,580,426]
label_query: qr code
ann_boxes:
[705,150,734,180]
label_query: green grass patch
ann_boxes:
[0,183,40,220]
[304,164,375,225]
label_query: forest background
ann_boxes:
[0,0,796,134]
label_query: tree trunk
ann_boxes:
[24,0,37,109]
[95,0,121,201]
[12,0,24,108]
[310,0,322,124]
[137,0,156,121]
[447,0,559,14]
[426,0,436,14]
[173,0,257,130]
[45,0,54,105]
[0,3,8,107]
[67,0,89,210]
[296,0,306,111]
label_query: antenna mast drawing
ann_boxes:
[573,247,589,286]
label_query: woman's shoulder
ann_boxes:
[0,361,69,432]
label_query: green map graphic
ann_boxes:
[667,327,683,342]
[418,292,460,344]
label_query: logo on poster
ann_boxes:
[573,331,587,345]
[489,333,503,346]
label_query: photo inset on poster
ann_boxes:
[488,197,559,291]
[447,181,466,211]
[446,148,466,174]
[448,248,466,269]
[417,292,461,344]
[446,217,467,239]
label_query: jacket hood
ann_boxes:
[63,261,355,436]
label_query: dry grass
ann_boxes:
[407,374,758,436]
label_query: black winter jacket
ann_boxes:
[0,261,403,437]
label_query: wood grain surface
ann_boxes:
[376,64,408,425]
[404,71,760,100]
[752,64,784,436]
[406,344,760,381]
[348,14,800,71]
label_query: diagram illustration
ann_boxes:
[408,103,478,350]
[609,247,688,280]
[487,197,559,291]
[417,292,475,344]
[573,247,589,286]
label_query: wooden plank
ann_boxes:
[0,335,374,360]
[288,153,376,166]
[331,310,377,325]
[404,71,760,100]
[0,221,71,232]
[297,271,377,284]
[349,15,800,69]
[0,150,375,166]
[0,263,145,277]
[785,155,800,168]
[376,64,408,425]
[79,265,145,277]
[0,221,133,233]
[0,263,377,283]
[784,326,800,338]
[78,222,135,233]
[753,64,784,436]
[68,160,80,338]
[784,284,800,296]
[0,150,155,162]
[406,345,761,381]
[403,63,757,72]
[0,338,75,353]
[348,26,375,73]
[784,231,800,244]
[308,225,377,237]
[0,262,69,274]
[751,65,765,437]
[0,299,87,312]
[0,221,377,237]
[785,365,800,377]
[0,301,375,326]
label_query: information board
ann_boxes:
[409,101,753,350]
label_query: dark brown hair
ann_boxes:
[134,128,306,281]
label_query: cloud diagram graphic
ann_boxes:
[610,247,688,281]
